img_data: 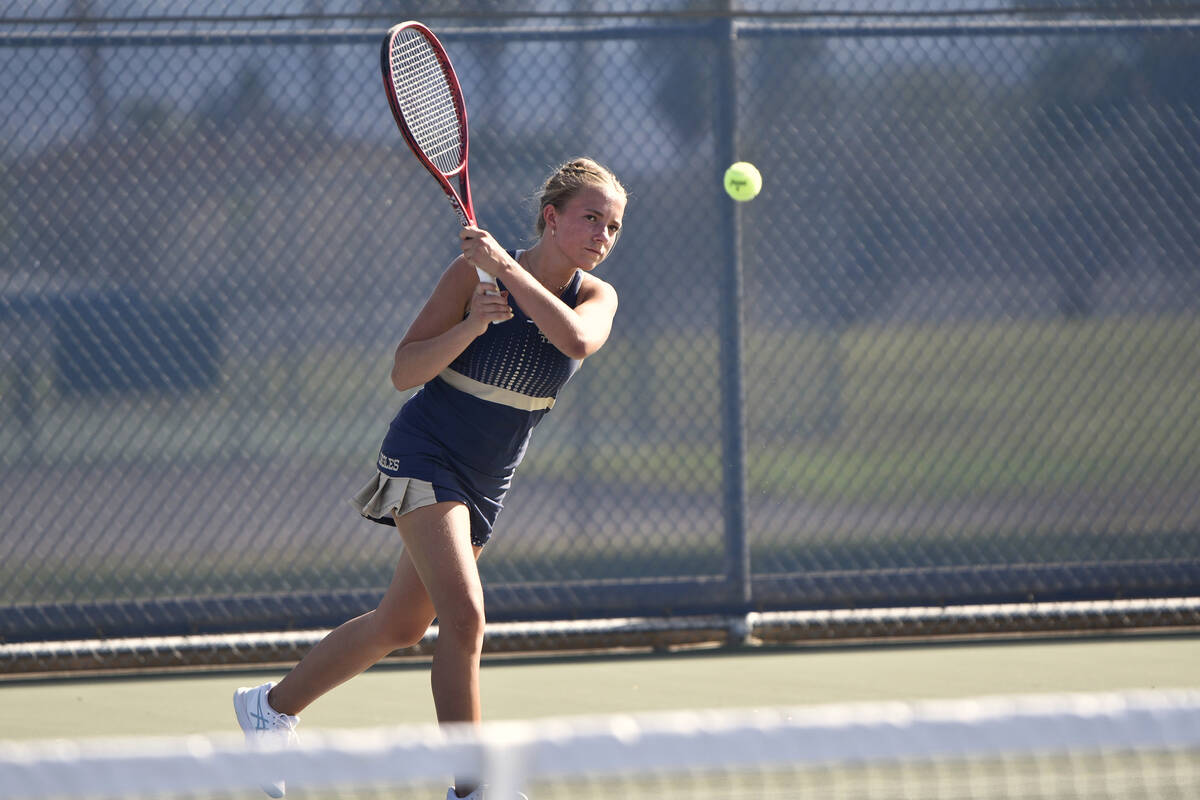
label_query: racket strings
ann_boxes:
[389,31,464,173]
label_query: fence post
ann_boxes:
[716,12,751,611]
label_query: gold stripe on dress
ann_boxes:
[438,368,556,411]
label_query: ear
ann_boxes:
[542,204,558,233]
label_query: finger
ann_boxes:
[470,288,504,308]
[469,300,512,325]
[477,293,506,311]
[485,303,514,321]
[477,292,510,312]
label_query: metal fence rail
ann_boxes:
[2,3,1199,660]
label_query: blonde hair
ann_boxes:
[534,157,626,239]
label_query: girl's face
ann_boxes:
[545,185,626,270]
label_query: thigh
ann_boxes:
[389,501,484,622]
[373,546,438,636]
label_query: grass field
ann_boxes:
[2,313,1197,604]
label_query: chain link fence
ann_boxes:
[3,2,1200,666]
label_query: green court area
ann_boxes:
[2,635,1197,740]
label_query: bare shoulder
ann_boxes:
[578,272,618,305]
[425,255,484,304]
[399,256,478,345]
[441,254,479,285]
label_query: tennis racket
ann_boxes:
[381,21,495,289]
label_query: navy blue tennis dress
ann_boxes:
[356,253,583,546]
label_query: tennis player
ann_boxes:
[235,158,627,800]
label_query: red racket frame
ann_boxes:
[381,21,476,228]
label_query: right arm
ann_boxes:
[390,256,513,392]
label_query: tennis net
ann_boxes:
[7,597,1200,676]
[1,689,1198,799]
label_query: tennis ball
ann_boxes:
[723,161,762,202]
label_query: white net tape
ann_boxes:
[1,690,1198,800]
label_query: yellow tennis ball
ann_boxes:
[724,161,762,202]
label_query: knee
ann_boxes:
[436,599,486,650]
[387,622,431,651]
[371,611,431,651]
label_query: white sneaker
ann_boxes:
[233,682,299,798]
[445,788,529,800]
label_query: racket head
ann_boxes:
[381,21,475,226]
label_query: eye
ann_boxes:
[608,223,621,234]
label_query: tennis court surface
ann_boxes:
[2,635,1198,738]
[3,637,1199,799]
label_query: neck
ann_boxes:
[521,242,575,294]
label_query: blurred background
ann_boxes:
[2,1,1199,670]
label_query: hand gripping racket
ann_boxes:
[381,21,496,289]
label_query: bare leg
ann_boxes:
[390,502,487,798]
[391,502,486,729]
[268,502,481,716]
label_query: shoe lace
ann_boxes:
[268,709,298,731]
[253,692,298,733]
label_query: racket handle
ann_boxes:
[475,266,497,289]
[476,265,502,325]
[460,218,495,291]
